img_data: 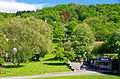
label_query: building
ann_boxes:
[90,57,119,70]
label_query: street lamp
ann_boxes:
[12,48,17,68]
[4,52,9,73]
[84,51,88,62]
[5,52,8,62]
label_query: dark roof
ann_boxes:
[96,57,112,62]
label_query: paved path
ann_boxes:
[0,70,103,79]
[69,62,83,71]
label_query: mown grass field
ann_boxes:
[32,75,120,79]
[0,54,71,77]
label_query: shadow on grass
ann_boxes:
[108,73,120,77]
[3,64,24,68]
[43,62,66,66]
[44,57,58,61]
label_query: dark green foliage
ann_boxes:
[0,12,15,18]
[101,29,120,63]
[99,29,120,55]
[105,29,120,53]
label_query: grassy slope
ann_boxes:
[0,54,71,77]
[33,75,120,79]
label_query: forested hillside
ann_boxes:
[0,3,120,63]
[16,3,120,41]
[0,3,120,41]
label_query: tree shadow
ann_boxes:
[44,57,58,61]
[107,73,120,77]
[2,64,24,68]
[43,62,66,66]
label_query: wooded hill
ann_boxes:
[1,3,120,41]
[0,3,120,63]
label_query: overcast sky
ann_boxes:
[0,0,119,13]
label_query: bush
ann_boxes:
[0,58,4,66]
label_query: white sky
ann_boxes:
[0,0,44,13]
[0,0,15,1]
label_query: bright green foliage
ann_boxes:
[0,58,4,65]
[0,31,9,57]
[52,22,65,43]
[108,29,120,53]
[84,15,119,41]
[0,17,52,65]
[73,23,95,60]
[0,3,120,62]
[55,47,65,61]
[1,4,120,41]
[62,42,76,61]
[102,29,120,62]
[31,3,120,41]
[64,51,76,61]
[65,21,78,41]
[54,23,94,61]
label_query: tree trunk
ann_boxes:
[0,66,1,74]
[36,54,40,61]
[0,64,2,74]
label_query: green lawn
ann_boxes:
[32,75,120,79]
[0,54,71,77]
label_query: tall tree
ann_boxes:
[0,17,52,66]
[73,23,95,60]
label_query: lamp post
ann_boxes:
[5,52,8,62]
[84,51,88,62]
[4,52,8,73]
[12,48,17,68]
[4,52,8,67]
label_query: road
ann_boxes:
[0,70,103,79]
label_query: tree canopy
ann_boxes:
[73,23,95,60]
[0,3,120,62]
[0,17,52,65]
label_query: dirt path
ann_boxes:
[0,70,103,79]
